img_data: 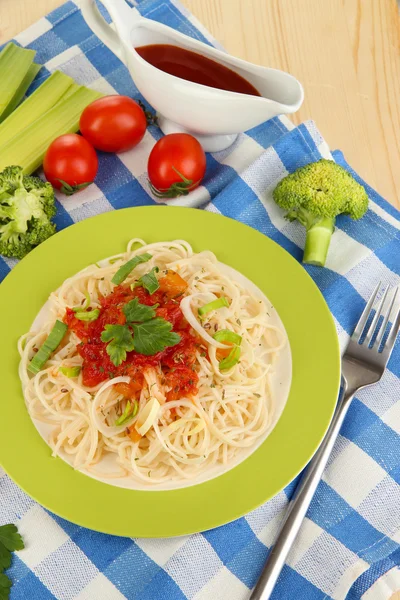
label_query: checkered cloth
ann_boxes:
[1,1,399,599]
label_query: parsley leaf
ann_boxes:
[0,525,24,552]
[0,544,10,571]
[123,298,158,323]
[132,318,181,355]
[111,253,152,285]
[101,324,135,366]
[135,267,160,295]
[0,574,11,600]
[0,525,24,600]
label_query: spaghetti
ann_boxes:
[19,240,286,486]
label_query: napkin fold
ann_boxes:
[1,1,399,599]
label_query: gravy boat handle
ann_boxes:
[81,0,139,66]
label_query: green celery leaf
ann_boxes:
[0,543,10,571]
[132,318,181,356]
[0,525,24,552]
[123,298,158,323]
[101,324,135,366]
[0,574,11,600]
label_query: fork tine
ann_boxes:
[352,281,381,341]
[382,301,400,362]
[365,285,389,345]
[375,287,398,346]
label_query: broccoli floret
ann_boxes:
[0,165,56,259]
[273,159,368,267]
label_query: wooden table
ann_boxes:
[0,0,399,208]
[0,4,399,596]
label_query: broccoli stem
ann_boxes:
[303,217,335,267]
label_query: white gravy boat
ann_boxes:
[81,0,304,151]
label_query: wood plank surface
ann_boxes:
[0,0,399,208]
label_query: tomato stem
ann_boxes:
[57,179,92,196]
[149,167,198,198]
[137,100,158,127]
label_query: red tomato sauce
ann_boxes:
[135,44,261,97]
[64,283,205,400]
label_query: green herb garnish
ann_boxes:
[101,298,180,365]
[132,318,181,356]
[111,253,152,285]
[123,297,158,322]
[0,524,24,600]
[101,324,135,366]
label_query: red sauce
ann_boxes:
[64,283,205,400]
[135,44,261,97]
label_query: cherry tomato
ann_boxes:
[43,134,98,196]
[80,95,147,153]
[147,133,206,198]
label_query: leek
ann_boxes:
[198,297,229,317]
[213,329,242,345]
[112,253,152,285]
[0,85,102,174]
[0,43,36,121]
[219,346,241,371]
[135,267,160,295]
[75,309,100,322]
[0,71,75,146]
[59,366,81,378]
[1,63,41,122]
[28,320,68,374]
[72,291,91,312]
[115,400,139,426]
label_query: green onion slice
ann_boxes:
[75,309,100,322]
[219,346,241,371]
[138,267,159,295]
[72,291,90,313]
[59,366,81,378]
[198,297,229,317]
[115,400,139,426]
[28,320,68,374]
[111,253,152,285]
[213,329,242,345]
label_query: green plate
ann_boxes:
[0,207,340,537]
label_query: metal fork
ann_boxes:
[250,283,400,600]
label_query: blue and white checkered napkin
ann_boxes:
[1,1,399,599]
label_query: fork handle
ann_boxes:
[250,389,354,600]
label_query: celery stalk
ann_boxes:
[0,43,36,120]
[0,71,75,147]
[0,63,41,122]
[0,86,103,174]
[56,82,81,103]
